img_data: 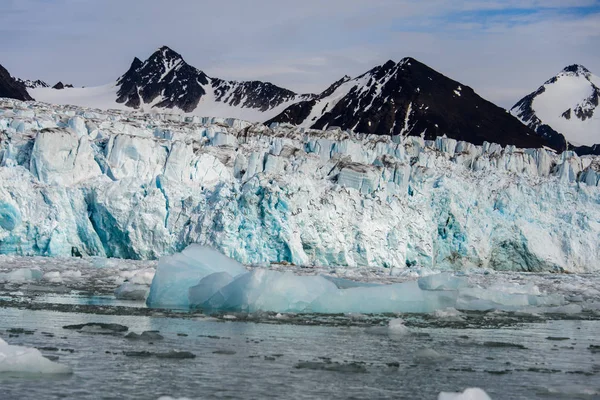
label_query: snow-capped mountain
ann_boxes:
[268,58,543,149]
[0,64,32,101]
[511,65,600,154]
[29,46,314,121]
[14,78,48,89]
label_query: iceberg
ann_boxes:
[0,337,72,374]
[147,245,565,314]
[146,244,246,308]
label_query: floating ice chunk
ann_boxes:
[157,397,192,400]
[322,275,381,289]
[456,285,564,311]
[189,272,234,308]
[129,269,155,285]
[203,269,338,313]
[419,273,468,291]
[147,245,247,308]
[146,247,572,314]
[311,281,457,314]
[433,307,463,320]
[43,271,63,283]
[413,348,452,364]
[115,282,149,300]
[388,318,410,335]
[438,388,491,400]
[0,338,72,374]
[0,268,43,283]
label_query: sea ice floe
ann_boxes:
[0,337,72,374]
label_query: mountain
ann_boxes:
[52,81,73,89]
[29,46,313,121]
[10,46,552,150]
[511,64,600,154]
[0,64,33,101]
[14,78,48,89]
[267,58,545,149]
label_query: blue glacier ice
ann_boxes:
[146,244,246,308]
[0,99,599,273]
[147,245,565,313]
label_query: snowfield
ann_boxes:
[0,98,599,273]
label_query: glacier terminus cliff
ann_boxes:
[0,99,599,272]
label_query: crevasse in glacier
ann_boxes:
[0,99,599,272]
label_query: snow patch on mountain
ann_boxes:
[512,64,600,148]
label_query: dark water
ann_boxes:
[1,306,599,400]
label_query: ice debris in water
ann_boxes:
[387,318,410,335]
[438,388,492,400]
[115,282,150,300]
[413,348,452,364]
[0,268,42,283]
[0,337,72,374]
[147,245,566,314]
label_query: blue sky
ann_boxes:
[1,0,599,107]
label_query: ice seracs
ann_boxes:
[0,99,599,272]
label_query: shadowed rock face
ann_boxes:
[116,47,209,112]
[0,64,33,101]
[52,82,73,90]
[268,58,548,150]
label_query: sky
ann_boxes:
[1,0,599,107]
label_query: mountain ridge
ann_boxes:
[0,45,565,151]
[511,64,600,154]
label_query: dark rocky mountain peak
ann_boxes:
[15,78,48,89]
[52,82,73,90]
[116,45,209,112]
[0,64,33,101]
[268,57,547,150]
[115,45,312,114]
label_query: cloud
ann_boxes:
[0,0,598,107]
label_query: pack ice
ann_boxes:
[0,99,599,272]
[147,245,564,313]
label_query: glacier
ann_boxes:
[0,98,599,273]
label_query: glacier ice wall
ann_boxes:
[0,98,599,272]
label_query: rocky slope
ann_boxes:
[268,58,545,149]
[0,64,32,101]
